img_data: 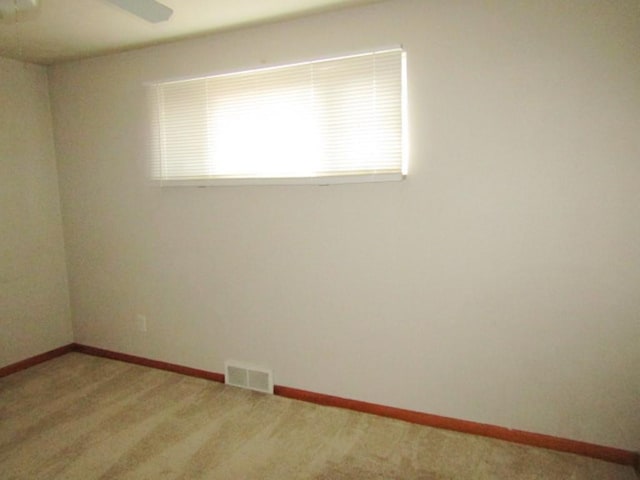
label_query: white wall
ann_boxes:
[49,0,640,450]
[0,57,73,367]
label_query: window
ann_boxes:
[150,48,407,186]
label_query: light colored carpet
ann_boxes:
[0,353,635,479]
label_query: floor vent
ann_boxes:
[224,361,273,394]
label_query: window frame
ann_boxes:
[148,47,409,187]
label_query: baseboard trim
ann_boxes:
[72,344,225,383]
[274,385,637,467]
[4,343,637,469]
[0,344,75,377]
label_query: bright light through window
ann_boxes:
[209,87,321,178]
[150,48,407,186]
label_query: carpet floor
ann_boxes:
[0,353,636,479]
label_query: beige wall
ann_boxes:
[49,0,640,450]
[0,57,73,366]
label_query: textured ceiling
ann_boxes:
[0,0,381,65]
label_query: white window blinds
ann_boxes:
[151,48,407,186]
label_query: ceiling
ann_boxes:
[0,0,381,65]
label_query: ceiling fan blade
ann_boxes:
[106,0,173,23]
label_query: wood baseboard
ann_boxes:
[0,344,75,377]
[72,344,225,383]
[274,385,638,467]
[3,343,637,470]
[71,344,637,468]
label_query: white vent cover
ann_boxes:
[224,360,273,394]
